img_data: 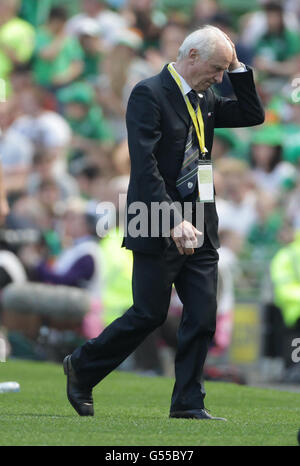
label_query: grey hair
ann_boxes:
[177,25,232,61]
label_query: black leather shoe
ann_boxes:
[63,355,94,416]
[169,409,227,421]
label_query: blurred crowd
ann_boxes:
[0,0,299,382]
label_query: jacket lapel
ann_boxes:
[160,65,190,128]
[160,64,210,151]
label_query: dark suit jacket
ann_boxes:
[122,64,265,254]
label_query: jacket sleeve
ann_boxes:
[213,66,265,128]
[126,83,182,230]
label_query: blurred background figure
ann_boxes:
[57,81,114,175]
[215,158,258,241]
[11,86,72,182]
[1,197,103,360]
[0,148,12,359]
[144,22,188,74]
[33,7,84,92]
[240,0,300,48]
[123,0,166,50]
[66,0,127,47]
[269,229,300,382]
[252,1,300,96]
[0,159,9,225]
[249,126,297,196]
[74,19,104,84]
[95,28,147,143]
[0,0,35,96]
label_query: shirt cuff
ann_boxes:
[228,63,247,73]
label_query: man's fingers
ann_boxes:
[183,238,197,249]
[183,247,194,255]
[223,31,234,48]
[192,226,203,237]
[174,240,184,255]
[171,221,202,254]
[174,239,195,255]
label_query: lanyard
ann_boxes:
[168,63,208,157]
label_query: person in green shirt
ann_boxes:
[58,81,114,172]
[19,0,53,28]
[19,0,81,28]
[76,19,104,83]
[0,0,35,96]
[246,192,284,263]
[254,2,300,85]
[265,91,300,165]
[33,7,84,91]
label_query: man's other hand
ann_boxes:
[171,220,202,255]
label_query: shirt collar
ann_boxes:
[169,63,203,98]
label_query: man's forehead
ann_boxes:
[209,59,230,70]
[209,45,232,67]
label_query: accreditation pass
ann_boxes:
[197,160,214,202]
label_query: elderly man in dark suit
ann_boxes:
[64,25,264,419]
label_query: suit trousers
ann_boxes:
[71,230,219,411]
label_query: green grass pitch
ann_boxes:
[0,360,299,446]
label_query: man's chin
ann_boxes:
[196,84,211,92]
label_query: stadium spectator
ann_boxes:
[124,0,166,50]
[190,0,220,28]
[58,81,114,174]
[0,152,10,224]
[110,141,131,178]
[246,190,284,261]
[249,126,297,196]
[270,230,300,381]
[240,0,300,47]
[144,22,188,74]
[281,89,300,165]
[96,28,148,143]
[66,0,127,47]
[0,0,35,95]
[34,198,101,292]
[285,178,300,232]
[74,19,104,83]
[3,197,103,342]
[215,158,258,239]
[211,128,248,161]
[253,2,300,94]
[33,7,84,91]
[72,162,104,200]
[27,150,79,201]
[211,228,241,357]
[0,118,34,196]
[7,192,57,234]
[11,86,72,176]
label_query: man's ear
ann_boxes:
[189,48,199,64]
